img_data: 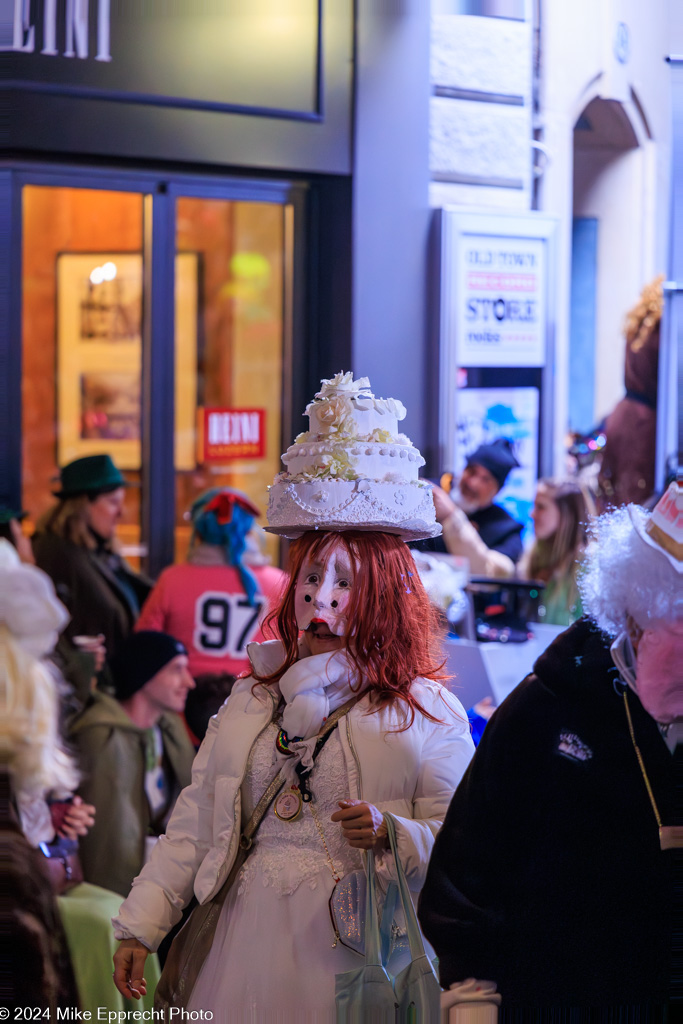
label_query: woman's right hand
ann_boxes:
[113,939,149,1000]
[56,795,96,839]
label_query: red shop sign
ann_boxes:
[199,408,266,462]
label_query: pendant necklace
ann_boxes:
[272,726,340,884]
[274,786,303,822]
[273,723,303,821]
[623,691,681,850]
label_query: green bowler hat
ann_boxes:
[53,454,131,499]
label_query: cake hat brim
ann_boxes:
[265,473,442,543]
[265,521,442,542]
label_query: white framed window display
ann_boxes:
[437,209,558,481]
[457,235,546,368]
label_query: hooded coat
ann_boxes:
[418,617,675,1011]
[68,692,195,897]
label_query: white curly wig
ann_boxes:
[580,504,683,636]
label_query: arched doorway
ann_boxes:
[569,94,652,437]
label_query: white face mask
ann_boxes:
[294,541,355,639]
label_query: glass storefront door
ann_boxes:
[22,185,146,564]
[173,197,289,564]
[18,175,297,574]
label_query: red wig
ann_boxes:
[257,530,452,728]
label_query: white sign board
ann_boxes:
[456,235,546,367]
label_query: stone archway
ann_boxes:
[568,94,651,435]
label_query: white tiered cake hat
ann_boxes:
[266,372,441,542]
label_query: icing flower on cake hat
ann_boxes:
[307,372,407,420]
[314,371,373,398]
[266,372,440,542]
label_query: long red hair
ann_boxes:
[257,531,452,728]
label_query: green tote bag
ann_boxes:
[335,812,441,1023]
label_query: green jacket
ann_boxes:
[68,692,195,897]
[539,565,584,627]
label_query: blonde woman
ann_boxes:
[1,539,161,1014]
[1,539,80,842]
[1,538,81,1010]
[518,478,595,626]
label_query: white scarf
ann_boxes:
[277,648,362,774]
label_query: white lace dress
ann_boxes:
[187,722,363,1023]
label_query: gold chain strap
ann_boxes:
[308,799,340,884]
[623,690,662,830]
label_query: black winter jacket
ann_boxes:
[418,618,676,1011]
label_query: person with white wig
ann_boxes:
[419,481,681,1015]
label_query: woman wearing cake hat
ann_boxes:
[112,373,475,1019]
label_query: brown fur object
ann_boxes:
[598,276,663,509]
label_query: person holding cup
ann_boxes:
[33,455,152,663]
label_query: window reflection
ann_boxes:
[174,198,286,565]
[22,186,145,565]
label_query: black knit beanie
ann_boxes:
[111,631,188,701]
[466,438,520,489]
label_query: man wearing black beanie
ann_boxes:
[415,438,523,577]
[68,632,196,896]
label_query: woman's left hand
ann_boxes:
[331,799,388,852]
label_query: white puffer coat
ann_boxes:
[113,640,474,951]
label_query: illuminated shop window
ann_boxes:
[22,186,145,564]
[173,197,286,564]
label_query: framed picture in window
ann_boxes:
[56,251,198,469]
